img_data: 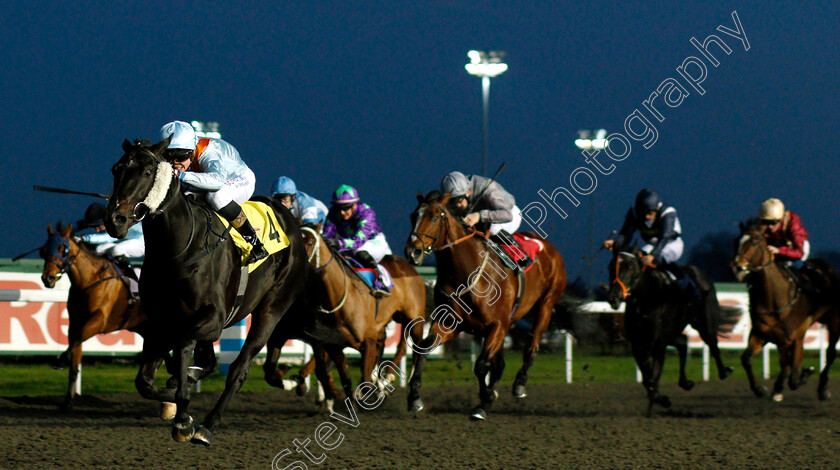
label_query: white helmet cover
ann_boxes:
[159,121,197,151]
[759,198,785,220]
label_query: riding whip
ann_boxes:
[34,185,109,200]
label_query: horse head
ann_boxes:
[105,137,172,239]
[731,221,772,282]
[40,223,76,288]
[405,190,455,265]
[299,224,328,269]
[607,251,643,310]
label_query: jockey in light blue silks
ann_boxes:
[159,121,267,263]
[77,202,145,261]
[270,176,328,227]
[322,185,393,296]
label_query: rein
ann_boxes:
[612,253,631,300]
[411,202,487,254]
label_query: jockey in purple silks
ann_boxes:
[322,184,393,297]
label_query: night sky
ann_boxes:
[2,1,838,284]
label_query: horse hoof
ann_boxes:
[295,381,309,397]
[492,390,499,401]
[654,396,672,409]
[820,389,831,401]
[720,366,734,380]
[470,407,487,421]
[408,398,424,413]
[171,425,195,443]
[679,379,695,391]
[772,393,784,402]
[512,384,527,398]
[802,367,815,381]
[190,425,212,446]
[753,386,767,398]
[160,402,177,420]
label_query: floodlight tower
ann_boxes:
[465,50,508,175]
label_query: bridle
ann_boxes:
[732,233,774,277]
[410,202,486,255]
[300,226,348,314]
[612,252,636,300]
[42,234,123,291]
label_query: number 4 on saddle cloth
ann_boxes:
[488,231,542,273]
[215,201,290,273]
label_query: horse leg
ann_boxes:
[741,333,768,398]
[513,294,555,399]
[312,345,338,413]
[788,339,813,390]
[62,343,83,409]
[327,346,353,398]
[674,334,695,391]
[772,342,791,402]
[263,333,295,390]
[649,347,671,411]
[193,308,289,445]
[631,346,657,416]
[471,321,506,420]
[691,308,733,380]
[407,321,458,413]
[819,317,840,400]
[171,339,198,443]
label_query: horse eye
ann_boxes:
[145,170,153,177]
[432,216,439,222]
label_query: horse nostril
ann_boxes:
[115,214,127,224]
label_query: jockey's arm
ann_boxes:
[476,192,513,224]
[777,216,808,259]
[650,211,679,264]
[178,157,225,191]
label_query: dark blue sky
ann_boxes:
[2,1,838,282]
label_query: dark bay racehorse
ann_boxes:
[105,138,309,445]
[404,192,567,419]
[607,250,736,415]
[732,222,840,401]
[263,225,426,408]
[40,223,146,408]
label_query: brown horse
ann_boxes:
[404,191,567,420]
[732,222,840,401]
[40,223,145,408]
[263,225,426,408]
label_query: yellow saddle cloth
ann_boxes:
[215,201,290,272]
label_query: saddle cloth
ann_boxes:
[350,262,394,290]
[499,233,544,273]
[215,201,290,272]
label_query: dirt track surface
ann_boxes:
[2,379,840,469]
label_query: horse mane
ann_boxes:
[424,190,442,204]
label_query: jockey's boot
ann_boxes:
[491,230,531,272]
[238,220,269,264]
[356,250,390,298]
[113,255,139,281]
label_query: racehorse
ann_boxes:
[607,249,736,415]
[40,222,146,408]
[105,138,309,446]
[731,222,840,402]
[404,191,567,420]
[262,224,426,408]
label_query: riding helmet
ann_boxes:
[159,121,197,150]
[634,188,662,215]
[759,198,785,221]
[271,176,297,196]
[440,171,470,197]
[331,185,360,205]
[78,203,106,229]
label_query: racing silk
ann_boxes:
[465,175,516,224]
[177,138,251,192]
[613,205,682,264]
[323,202,382,250]
[290,191,328,226]
[80,224,145,260]
[765,210,808,261]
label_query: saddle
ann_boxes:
[778,261,832,301]
[336,253,393,298]
[486,231,541,272]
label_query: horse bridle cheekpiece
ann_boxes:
[612,252,637,300]
[132,156,173,221]
[410,203,449,256]
[41,232,75,278]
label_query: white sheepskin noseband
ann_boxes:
[142,161,173,213]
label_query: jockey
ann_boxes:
[159,121,268,263]
[603,189,701,301]
[270,176,328,227]
[76,202,145,262]
[322,185,392,296]
[759,198,809,265]
[440,170,532,270]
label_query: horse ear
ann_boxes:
[315,222,323,233]
[416,192,424,204]
[440,193,451,205]
[47,223,54,235]
[151,136,172,156]
[61,223,73,238]
[122,139,134,153]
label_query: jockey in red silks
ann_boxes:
[159,121,268,263]
[759,198,810,265]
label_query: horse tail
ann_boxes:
[552,294,609,346]
[714,304,741,335]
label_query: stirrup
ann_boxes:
[247,245,269,264]
[372,288,391,298]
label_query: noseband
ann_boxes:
[733,234,773,276]
[411,202,486,255]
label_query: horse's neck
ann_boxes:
[749,262,794,308]
[439,234,489,282]
[317,244,356,303]
[143,189,200,259]
[67,247,110,288]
